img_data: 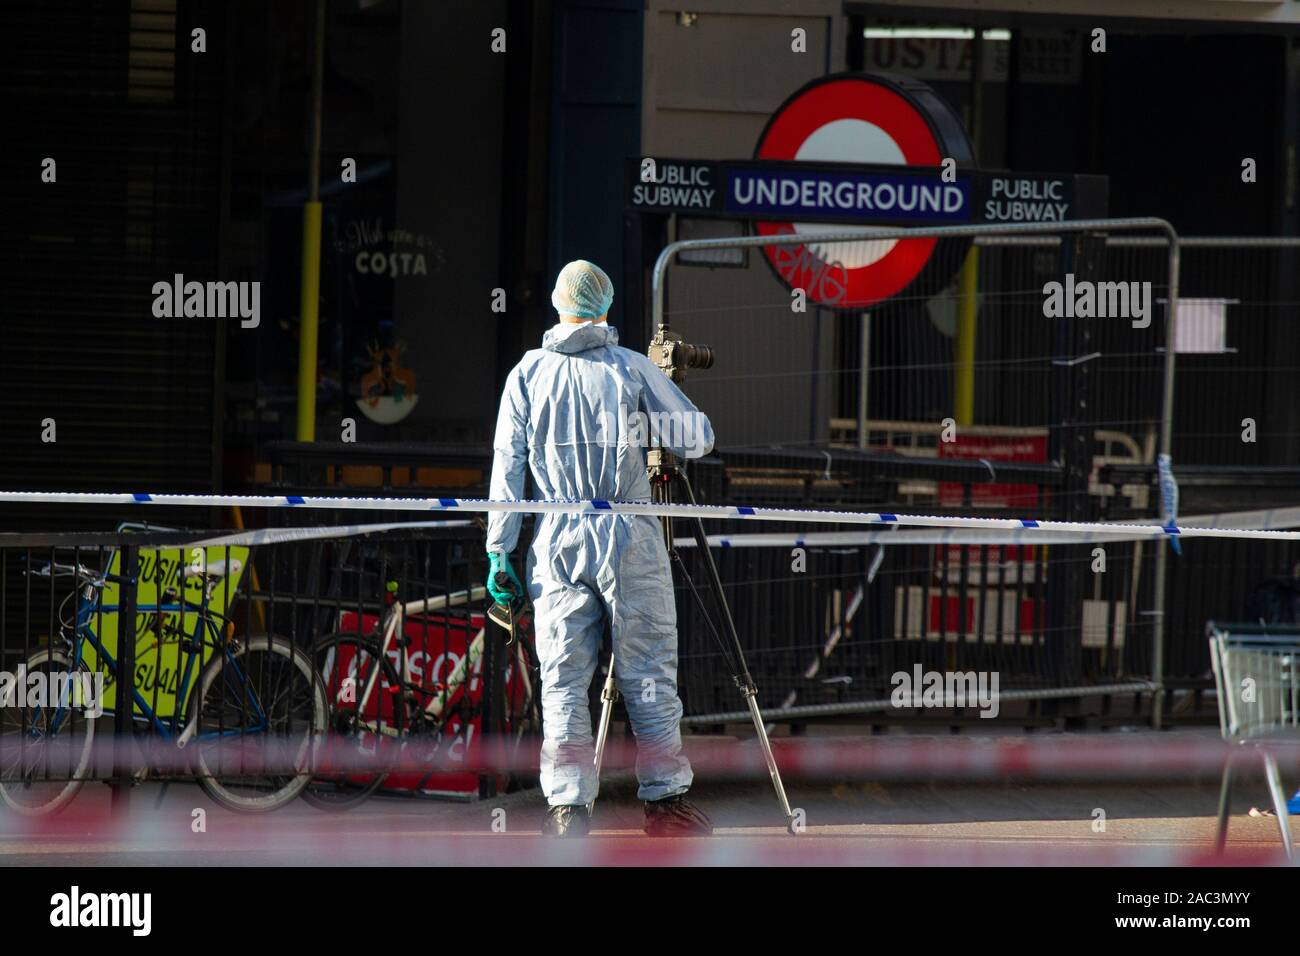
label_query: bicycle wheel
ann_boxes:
[189,634,327,813]
[0,648,97,816]
[300,634,401,811]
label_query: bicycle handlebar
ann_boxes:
[27,561,136,587]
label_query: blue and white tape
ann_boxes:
[679,528,1184,549]
[682,505,1300,548]
[188,519,475,548]
[4,490,1300,543]
[1157,453,1182,555]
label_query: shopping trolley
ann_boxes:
[1207,621,1299,858]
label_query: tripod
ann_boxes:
[589,448,796,832]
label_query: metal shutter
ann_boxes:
[0,0,226,530]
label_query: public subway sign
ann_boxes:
[628,158,973,225]
[626,72,1106,310]
[976,173,1108,224]
[626,158,1102,227]
[728,160,972,223]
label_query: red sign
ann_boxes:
[928,592,1041,638]
[937,432,1047,509]
[934,542,1040,585]
[753,73,973,309]
[894,584,1043,641]
[319,610,532,796]
[935,431,1048,580]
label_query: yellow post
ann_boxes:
[954,246,979,427]
[296,200,322,441]
[295,1,326,442]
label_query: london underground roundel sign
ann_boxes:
[754,73,974,310]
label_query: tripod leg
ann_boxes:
[1262,750,1294,860]
[588,656,618,819]
[743,688,795,824]
[1215,754,1234,855]
[656,466,797,832]
[683,502,798,831]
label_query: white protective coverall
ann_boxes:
[485,320,714,805]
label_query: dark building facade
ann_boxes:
[4,0,1300,524]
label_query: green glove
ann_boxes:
[487,551,523,606]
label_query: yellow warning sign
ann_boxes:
[87,545,250,721]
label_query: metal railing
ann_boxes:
[262,440,491,495]
[13,226,1300,811]
[670,471,1158,728]
[651,219,1182,723]
[0,523,500,814]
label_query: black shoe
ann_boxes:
[644,794,713,836]
[542,805,590,838]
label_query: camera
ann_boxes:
[646,327,715,384]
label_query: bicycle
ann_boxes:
[0,557,328,815]
[303,581,541,810]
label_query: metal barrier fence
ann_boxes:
[670,487,1158,728]
[2,491,1297,818]
[651,219,1178,461]
[651,219,1180,724]
[1111,237,1300,468]
[1099,463,1300,710]
[9,227,1300,812]
[0,499,1174,816]
[647,229,1300,727]
[0,523,504,811]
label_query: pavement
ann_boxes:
[0,728,1295,866]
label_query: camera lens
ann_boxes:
[684,344,714,370]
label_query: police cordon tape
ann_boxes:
[202,510,1300,550]
[683,527,1238,549]
[686,504,1300,547]
[192,524,1277,551]
[189,518,475,547]
[5,490,1300,543]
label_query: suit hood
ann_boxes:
[542,322,619,354]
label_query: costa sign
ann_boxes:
[752,73,974,310]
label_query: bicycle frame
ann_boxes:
[38,577,270,746]
[342,585,533,737]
